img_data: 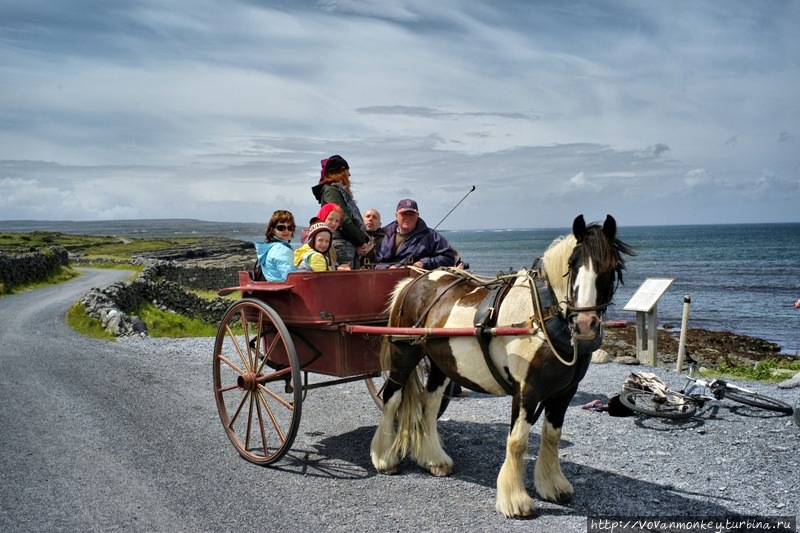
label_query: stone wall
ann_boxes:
[135,259,248,291]
[81,261,234,337]
[129,238,254,291]
[0,246,70,287]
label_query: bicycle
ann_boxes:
[619,365,794,420]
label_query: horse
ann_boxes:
[370,214,634,518]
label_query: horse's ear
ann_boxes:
[572,214,587,242]
[603,215,617,241]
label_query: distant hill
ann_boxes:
[0,219,265,239]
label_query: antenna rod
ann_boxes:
[433,185,476,230]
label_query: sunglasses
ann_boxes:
[275,224,295,232]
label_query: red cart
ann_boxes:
[214,268,422,465]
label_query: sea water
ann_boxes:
[442,223,800,354]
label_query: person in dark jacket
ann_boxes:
[374,199,456,269]
[362,207,384,266]
[310,155,370,269]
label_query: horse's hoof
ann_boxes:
[542,490,573,505]
[514,510,536,520]
[496,500,536,519]
[429,464,453,477]
[377,465,399,475]
[554,491,573,505]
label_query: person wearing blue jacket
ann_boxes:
[255,210,298,282]
[374,199,456,270]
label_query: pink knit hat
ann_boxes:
[317,203,343,221]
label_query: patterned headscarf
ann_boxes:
[320,155,349,180]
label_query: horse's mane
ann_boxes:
[542,222,635,307]
[542,234,576,302]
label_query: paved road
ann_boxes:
[4,270,795,532]
[0,269,527,532]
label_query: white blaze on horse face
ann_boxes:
[572,260,600,338]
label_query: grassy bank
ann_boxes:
[0,231,205,262]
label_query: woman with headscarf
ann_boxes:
[311,155,371,268]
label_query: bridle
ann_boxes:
[528,255,616,367]
[564,270,614,323]
[563,266,614,325]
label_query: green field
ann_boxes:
[0,231,206,260]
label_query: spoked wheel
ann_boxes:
[213,298,302,465]
[723,388,793,414]
[365,357,453,418]
[619,386,698,419]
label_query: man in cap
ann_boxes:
[374,199,456,269]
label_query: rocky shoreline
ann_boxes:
[600,322,797,369]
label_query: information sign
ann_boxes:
[623,278,674,313]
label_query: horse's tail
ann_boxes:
[391,363,427,459]
[382,275,429,459]
[380,276,416,372]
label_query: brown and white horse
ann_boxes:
[370,214,633,518]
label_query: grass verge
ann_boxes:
[134,303,221,338]
[711,359,800,382]
[66,302,117,341]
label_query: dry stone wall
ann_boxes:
[0,246,69,287]
[81,261,235,337]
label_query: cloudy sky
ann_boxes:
[1,0,798,230]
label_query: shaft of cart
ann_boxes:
[345,325,537,337]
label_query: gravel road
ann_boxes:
[1,269,798,532]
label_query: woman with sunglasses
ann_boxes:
[311,155,371,269]
[255,210,298,282]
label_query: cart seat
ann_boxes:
[219,268,415,325]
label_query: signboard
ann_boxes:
[622,278,674,313]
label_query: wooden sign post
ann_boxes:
[622,278,674,366]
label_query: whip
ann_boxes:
[433,185,476,230]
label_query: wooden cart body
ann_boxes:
[219,268,413,377]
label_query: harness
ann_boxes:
[473,276,517,395]
[394,261,605,397]
[472,258,605,393]
[396,269,468,328]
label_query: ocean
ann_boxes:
[440,223,800,355]
[2,219,798,354]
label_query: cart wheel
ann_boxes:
[364,371,388,410]
[365,358,453,418]
[213,298,302,465]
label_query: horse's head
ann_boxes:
[563,214,634,340]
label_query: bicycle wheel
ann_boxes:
[723,387,793,414]
[620,386,698,419]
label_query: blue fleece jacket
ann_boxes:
[255,241,296,281]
